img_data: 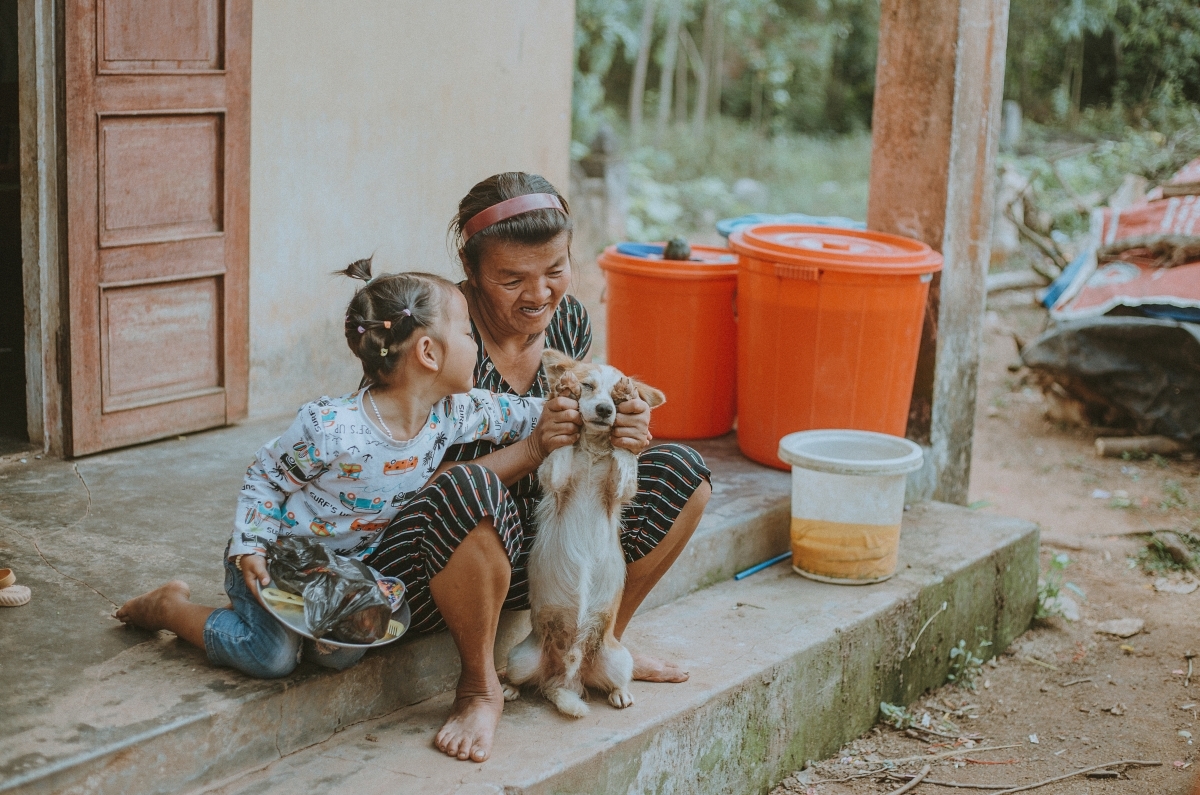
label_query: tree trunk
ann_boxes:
[751,71,762,129]
[682,26,705,132]
[1069,38,1083,120]
[711,0,724,119]
[674,26,689,125]
[629,0,657,146]
[655,0,681,142]
[693,0,716,135]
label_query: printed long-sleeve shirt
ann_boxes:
[229,389,542,559]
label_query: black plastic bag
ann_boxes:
[1021,317,1200,443]
[264,537,391,644]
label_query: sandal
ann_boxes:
[0,568,30,607]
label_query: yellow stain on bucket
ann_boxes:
[790,517,900,582]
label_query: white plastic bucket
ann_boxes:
[778,429,923,584]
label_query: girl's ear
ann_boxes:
[634,381,666,409]
[541,349,575,383]
[413,334,440,373]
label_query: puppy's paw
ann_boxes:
[541,446,574,491]
[555,371,582,401]
[608,688,635,709]
[612,376,637,405]
[614,450,640,503]
[549,688,590,718]
[501,683,521,702]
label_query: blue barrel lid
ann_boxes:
[716,213,866,239]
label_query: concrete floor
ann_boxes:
[0,417,790,792]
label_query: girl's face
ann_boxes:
[434,289,478,394]
[469,231,571,338]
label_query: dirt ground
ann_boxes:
[771,289,1200,795]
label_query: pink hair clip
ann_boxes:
[383,320,391,329]
[357,325,365,334]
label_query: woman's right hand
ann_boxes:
[529,395,582,461]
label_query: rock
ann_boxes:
[1155,532,1196,570]
[662,236,691,261]
[1096,618,1144,638]
[1154,576,1198,595]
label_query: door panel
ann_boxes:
[100,277,223,412]
[66,0,249,455]
[98,112,224,246]
[98,0,224,73]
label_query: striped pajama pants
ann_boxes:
[364,443,710,634]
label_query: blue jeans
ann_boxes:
[203,553,367,679]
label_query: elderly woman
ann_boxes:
[364,172,711,763]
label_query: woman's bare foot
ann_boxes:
[434,678,505,762]
[631,651,689,683]
[114,580,192,630]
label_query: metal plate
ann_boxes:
[253,575,410,650]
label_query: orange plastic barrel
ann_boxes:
[729,225,943,469]
[599,244,738,439]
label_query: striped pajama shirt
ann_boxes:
[365,294,711,633]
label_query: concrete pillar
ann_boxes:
[867,0,1010,504]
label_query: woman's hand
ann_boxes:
[528,395,582,463]
[612,397,652,454]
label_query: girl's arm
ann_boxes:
[229,404,330,558]
[432,394,581,486]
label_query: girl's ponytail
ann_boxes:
[338,256,375,283]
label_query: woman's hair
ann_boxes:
[337,257,458,383]
[450,172,573,278]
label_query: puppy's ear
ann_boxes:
[541,349,575,383]
[634,381,666,409]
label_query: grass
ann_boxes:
[1135,532,1200,574]
[623,117,872,241]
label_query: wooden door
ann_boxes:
[64,0,250,455]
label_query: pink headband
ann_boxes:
[462,193,565,241]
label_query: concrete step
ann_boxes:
[199,503,1038,795]
[0,433,790,795]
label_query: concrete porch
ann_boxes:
[0,419,1037,795]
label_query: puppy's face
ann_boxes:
[542,350,665,435]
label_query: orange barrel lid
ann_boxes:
[728,224,943,276]
[598,243,738,280]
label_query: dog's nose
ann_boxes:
[595,403,613,420]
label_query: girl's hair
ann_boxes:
[337,257,458,383]
[450,172,573,278]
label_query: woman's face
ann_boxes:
[469,231,571,338]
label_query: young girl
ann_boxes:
[116,263,547,678]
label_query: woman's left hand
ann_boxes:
[612,398,652,454]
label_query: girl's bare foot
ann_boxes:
[631,651,689,683]
[114,580,192,630]
[434,678,505,762]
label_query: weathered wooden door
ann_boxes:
[64,0,250,455]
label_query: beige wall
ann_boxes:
[248,1,575,416]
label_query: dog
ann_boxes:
[502,349,665,717]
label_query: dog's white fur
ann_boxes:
[502,350,665,717]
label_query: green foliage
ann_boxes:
[1036,553,1075,619]
[573,0,879,143]
[1006,0,1200,121]
[879,701,916,729]
[1135,532,1200,574]
[947,638,992,690]
[574,0,641,145]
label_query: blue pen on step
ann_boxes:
[734,551,791,581]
